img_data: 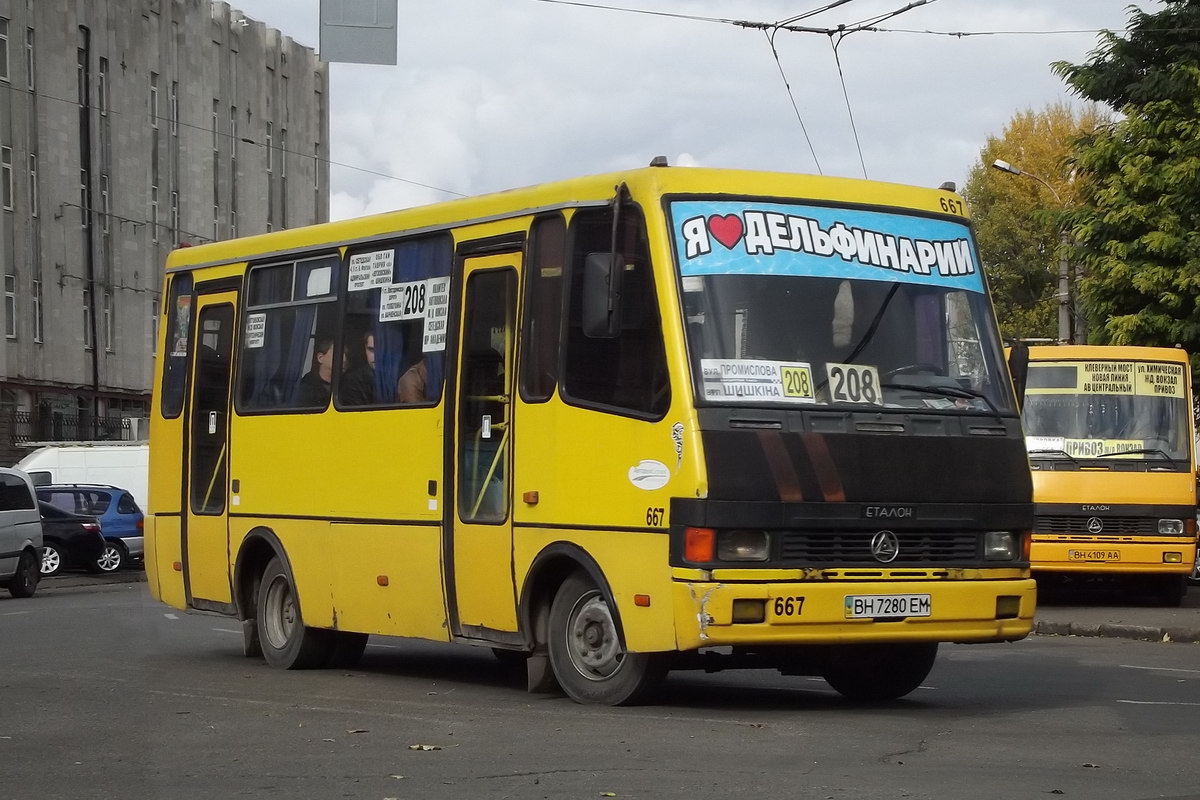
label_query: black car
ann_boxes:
[38,501,104,577]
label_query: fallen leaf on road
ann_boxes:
[601,794,617,797]
[389,775,406,780]
[322,738,336,742]
[408,744,442,751]
[346,729,369,734]
[1082,763,1100,769]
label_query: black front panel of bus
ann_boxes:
[694,407,1031,507]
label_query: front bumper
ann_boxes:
[672,577,1036,651]
[1031,539,1195,575]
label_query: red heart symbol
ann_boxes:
[707,214,744,250]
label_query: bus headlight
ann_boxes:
[1158,519,1184,535]
[717,530,770,562]
[984,531,1017,561]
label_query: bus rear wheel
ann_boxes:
[257,557,333,669]
[821,642,938,702]
[547,572,664,706]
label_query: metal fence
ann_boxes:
[5,409,132,445]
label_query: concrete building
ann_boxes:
[0,0,329,463]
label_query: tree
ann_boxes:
[1052,1,1200,361]
[964,103,1104,342]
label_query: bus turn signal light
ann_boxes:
[634,594,651,607]
[685,527,715,563]
[377,575,390,586]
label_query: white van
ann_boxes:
[15,442,149,510]
[0,466,43,598]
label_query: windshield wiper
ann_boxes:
[880,381,1006,426]
[1026,449,1079,463]
[1094,448,1176,460]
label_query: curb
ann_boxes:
[1033,619,1200,644]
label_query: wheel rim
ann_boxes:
[97,544,121,572]
[41,547,61,575]
[262,573,297,650]
[564,589,624,681]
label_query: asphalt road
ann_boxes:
[2,578,1199,800]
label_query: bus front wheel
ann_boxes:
[257,557,333,669]
[821,642,938,702]
[547,572,664,706]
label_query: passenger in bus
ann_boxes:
[296,336,334,407]
[339,331,376,405]
[397,358,428,404]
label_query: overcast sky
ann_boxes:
[225,0,1150,220]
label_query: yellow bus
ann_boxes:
[147,164,1036,705]
[1016,344,1197,605]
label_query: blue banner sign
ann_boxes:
[670,200,984,293]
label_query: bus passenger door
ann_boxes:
[183,292,237,606]
[450,255,520,635]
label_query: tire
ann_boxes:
[94,540,127,574]
[1187,547,1200,586]
[821,642,938,702]
[8,550,40,598]
[546,572,664,705]
[255,557,334,669]
[326,632,369,669]
[40,542,65,577]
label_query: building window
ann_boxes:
[25,27,33,90]
[150,186,159,243]
[4,275,15,339]
[98,57,107,116]
[149,72,159,128]
[266,122,273,172]
[79,168,87,227]
[100,174,109,234]
[27,153,36,218]
[103,291,113,352]
[169,81,178,135]
[1,146,12,211]
[170,190,179,240]
[76,47,86,106]
[83,288,93,350]
[150,295,159,355]
[280,128,288,229]
[33,278,42,343]
[0,19,9,83]
[313,141,321,216]
[211,99,219,150]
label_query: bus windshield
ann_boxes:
[670,198,1012,413]
[1023,360,1191,461]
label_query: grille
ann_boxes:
[1034,516,1157,535]
[778,531,979,564]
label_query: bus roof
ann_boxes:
[165,165,965,273]
[1025,344,1191,363]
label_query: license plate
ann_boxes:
[1068,549,1121,562]
[844,593,932,619]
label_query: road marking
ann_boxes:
[212,627,239,634]
[163,613,179,620]
[1,610,31,617]
[1117,699,1200,707]
[1121,664,1200,675]
[367,643,403,650]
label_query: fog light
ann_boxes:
[984,531,1017,561]
[1163,552,1183,563]
[1158,518,1184,535]
[996,596,1021,619]
[717,530,769,561]
[732,599,766,623]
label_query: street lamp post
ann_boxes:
[991,159,1074,344]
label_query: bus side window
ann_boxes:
[160,272,194,419]
[562,206,670,418]
[237,255,339,413]
[519,213,566,402]
[337,234,452,409]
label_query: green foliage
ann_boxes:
[1052,1,1200,371]
[964,103,1103,342]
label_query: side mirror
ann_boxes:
[582,252,623,338]
[1007,343,1029,411]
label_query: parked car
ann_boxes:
[0,467,43,598]
[36,484,144,573]
[38,502,104,577]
